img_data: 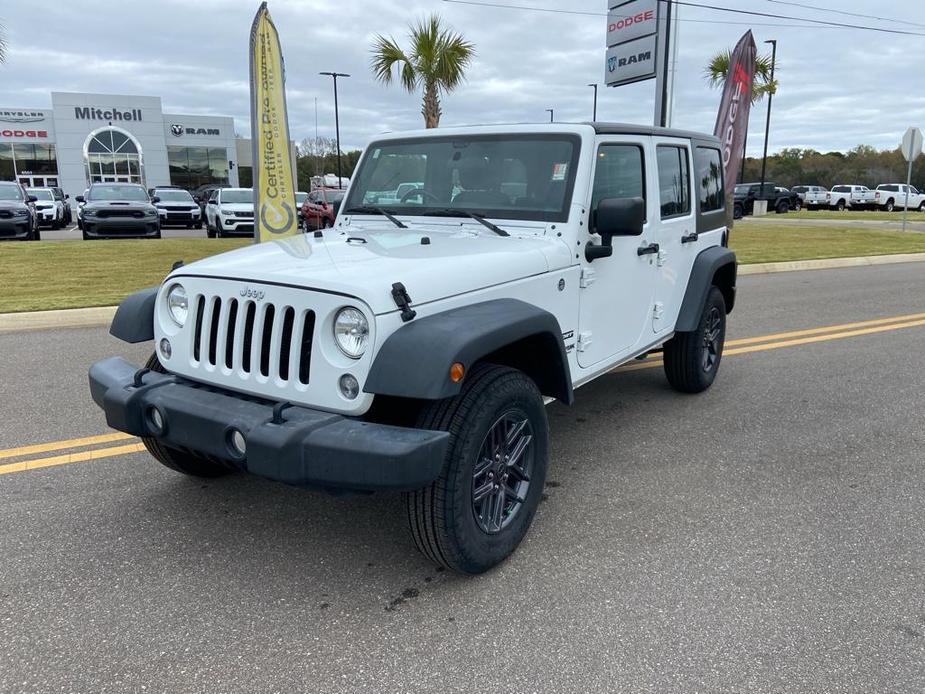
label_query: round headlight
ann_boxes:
[333,307,369,359]
[166,284,188,326]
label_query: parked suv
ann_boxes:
[205,187,254,237]
[301,188,346,230]
[76,183,161,239]
[151,187,202,228]
[29,187,67,229]
[89,123,737,574]
[0,181,39,240]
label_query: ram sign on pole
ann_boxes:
[712,31,757,200]
[605,0,659,88]
[249,1,299,243]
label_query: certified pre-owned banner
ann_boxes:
[249,2,298,243]
[713,30,757,198]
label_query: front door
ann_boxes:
[577,139,658,368]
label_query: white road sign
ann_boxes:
[901,127,923,162]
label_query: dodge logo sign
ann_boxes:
[171,124,184,137]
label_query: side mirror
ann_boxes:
[75,195,85,203]
[27,195,38,203]
[151,196,161,204]
[586,197,645,262]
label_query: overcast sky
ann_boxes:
[1,0,923,156]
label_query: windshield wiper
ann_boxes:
[422,208,509,237]
[343,205,407,229]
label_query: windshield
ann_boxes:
[0,185,23,201]
[344,134,581,222]
[31,189,54,200]
[295,192,307,205]
[221,189,252,204]
[89,185,149,202]
[155,190,194,202]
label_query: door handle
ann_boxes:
[637,242,659,256]
[681,232,699,244]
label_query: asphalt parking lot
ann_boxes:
[2,263,925,692]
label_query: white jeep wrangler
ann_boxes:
[90,123,736,574]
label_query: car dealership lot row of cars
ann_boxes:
[732,181,925,219]
[2,183,347,241]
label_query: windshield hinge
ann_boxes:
[579,267,596,288]
[391,282,417,322]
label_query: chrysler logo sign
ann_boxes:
[0,110,45,124]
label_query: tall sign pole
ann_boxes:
[901,127,923,232]
[605,0,664,124]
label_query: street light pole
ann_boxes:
[587,84,598,121]
[319,71,350,189]
[546,109,554,123]
[758,40,777,199]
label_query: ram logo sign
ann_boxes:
[170,124,221,137]
[604,34,658,87]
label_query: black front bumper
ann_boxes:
[89,357,449,491]
[0,219,32,239]
[84,218,160,237]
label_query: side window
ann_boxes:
[695,146,723,213]
[590,143,645,213]
[656,145,691,218]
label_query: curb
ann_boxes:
[2,252,925,334]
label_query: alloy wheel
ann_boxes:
[472,410,535,534]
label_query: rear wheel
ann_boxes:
[792,199,802,212]
[733,203,744,220]
[775,200,789,214]
[663,286,727,394]
[406,364,548,574]
[141,354,233,478]
[836,199,846,211]
[885,199,895,212]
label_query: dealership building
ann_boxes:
[0,91,247,197]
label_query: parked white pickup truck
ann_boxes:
[792,185,829,210]
[873,184,925,212]
[828,184,876,211]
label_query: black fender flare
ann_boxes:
[364,299,573,404]
[675,247,737,333]
[110,286,158,343]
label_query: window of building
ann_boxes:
[590,144,645,213]
[168,146,229,190]
[84,127,143,185]
[0,144,14,180]
[656,145,691,218]
[694,146,724,213]
[0,143,59,184]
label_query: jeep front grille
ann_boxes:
[191,294,315,385]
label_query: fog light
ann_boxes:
[339,374,360,400]
[159,338,172,359]
[148,407,165,434]
[228,428,246,457]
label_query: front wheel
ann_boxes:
[406,364,548,574]
[663,286,727,394]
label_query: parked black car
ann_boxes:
[75,183,161,240]
[733,182,799,219]
[0,181,40,240]
[150,187,203,229]
[192,183,230,219]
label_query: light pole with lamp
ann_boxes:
[758,40,777,203]
[319,71,350,189]
[588,83,598,121]
[546,109,554,123]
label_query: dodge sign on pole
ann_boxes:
[605,0,659,88]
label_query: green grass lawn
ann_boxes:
[2,226,925,313]
[774,209,925,221]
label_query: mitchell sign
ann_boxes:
[74,106,143,122]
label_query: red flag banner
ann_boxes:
[713,31,757,198]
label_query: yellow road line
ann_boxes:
[726,310,925,347]
[0,432,135,461]
[0,442,145,476]
[3,310,925,477]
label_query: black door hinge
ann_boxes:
[391,282,417,322]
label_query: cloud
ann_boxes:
[0,0,922,155]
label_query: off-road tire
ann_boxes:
[141,353,233,478]
[775,200,789,214]
[406,364,549,574]
[663,286,727,394]
[733,203,744,220]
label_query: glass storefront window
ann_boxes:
[0,143,14,181]
[6,143,58,177]
[84,128,142,184]
[167,146,229,189]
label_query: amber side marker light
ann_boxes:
[449,362,465,383]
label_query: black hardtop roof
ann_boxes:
[588,122,720,144]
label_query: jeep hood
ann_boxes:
[175,225,570,314]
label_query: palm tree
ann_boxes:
[704,49,777,104]
[370,15,474,128]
